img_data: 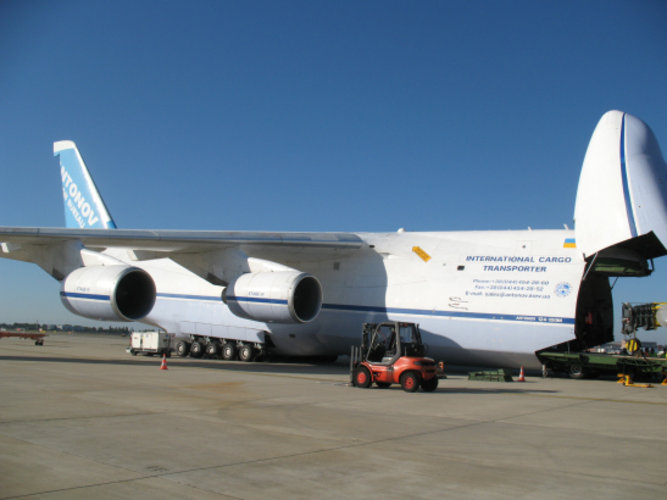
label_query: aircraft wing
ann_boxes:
[0,227,365,281]
[0,227,363,252]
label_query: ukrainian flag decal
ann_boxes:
[563,238,576,248]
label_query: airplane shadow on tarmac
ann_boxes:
[0,355,351,376]
[434,386,559,395]
[0,355,561,393]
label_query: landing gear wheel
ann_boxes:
[176,341,190,357]
[354,366,372,388]
[205,342,219,357]
[400,371,420,392]
[421,376,438,392]
[222,343,237,361]
[190,341,204,358]
[239,344,254,362]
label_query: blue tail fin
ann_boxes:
[54,141,117,229]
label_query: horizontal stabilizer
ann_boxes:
[574,111,667,260]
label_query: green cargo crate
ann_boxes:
[468,369,514,382]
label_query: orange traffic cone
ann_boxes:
[160,354,168,370]
[517,365,525,382]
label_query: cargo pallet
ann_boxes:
[468,369,514,382]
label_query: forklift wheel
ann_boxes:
[400,371,420,392]
[354,367,372,388]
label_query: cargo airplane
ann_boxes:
[1,110,665,368]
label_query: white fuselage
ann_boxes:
[137,229,586,369]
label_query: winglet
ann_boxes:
[54,141,117,229]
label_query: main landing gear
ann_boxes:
[175,336,264,362]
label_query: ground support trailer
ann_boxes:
[538,351,667,381]
[0,330,46,345]
[128,331,173,357]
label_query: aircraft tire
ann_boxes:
[222,343,237,361]
[421,376,438,392]
[205,342,219,357]
[353,366,372,388]
[176,341,189,357]
[400,371,420,392]
[190,341,204,358]
[239,344,254,362]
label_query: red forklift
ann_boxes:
[350,322,438,392]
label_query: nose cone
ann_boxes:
[574,111,667,259]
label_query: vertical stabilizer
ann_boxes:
[574,111,667,261]
[54,141,117,229]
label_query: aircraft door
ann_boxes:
[573,272,614,350]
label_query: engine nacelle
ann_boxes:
[224,271,322,323]
[60,265,156,322]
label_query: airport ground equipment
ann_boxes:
[350,322,438,392]
[538,351,667,380]
[539,301,666,379]
[617,373,654,388]
[620,302,665,353]
[128,331,173,357]
[0,330,46,345]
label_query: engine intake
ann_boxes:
[224,271,322,323]
[61,265,156,321]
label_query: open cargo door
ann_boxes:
[574,111,667,276]
[541,111,667,356]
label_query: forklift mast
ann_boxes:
[361,322,425,363]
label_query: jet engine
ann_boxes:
[224,271,322,323]
[60,265,156,321]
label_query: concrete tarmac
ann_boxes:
[1,334,666,499]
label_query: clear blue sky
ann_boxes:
[1,1,665,342]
